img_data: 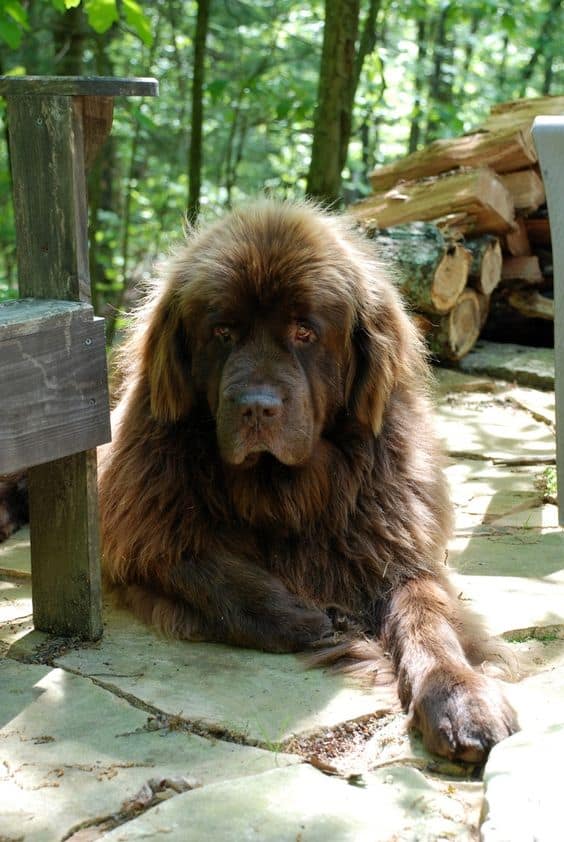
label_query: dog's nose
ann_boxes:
[235,390,283,425]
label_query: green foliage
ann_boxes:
[84,0,119,34]
[0,0,29,48]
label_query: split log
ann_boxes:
[465,235,502,295]
[507,290,554,321]
[498,169,545,213]
[501,255,543,285]
[480,96,564,134]
[426,289,482,362]
[368,126,537,192]
[504,218,532,257]
[351,168,515,235]
[369,223,470,314]
[525,216,551,247]
[483,290,554,347]
[476,291,491,329]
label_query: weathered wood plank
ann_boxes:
[5,86,114,638]
[0,301,110,474]
[7,95,90,301]
[29,450,102,639]
[80,96,114,170]
[0,75,158,97]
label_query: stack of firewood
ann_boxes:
[349,95,561,361]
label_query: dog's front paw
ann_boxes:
[409,668,518,762]
[260,598,335,653]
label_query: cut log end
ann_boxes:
[428,289,481,361]
[432,244,471,312]
[479,239,502,294]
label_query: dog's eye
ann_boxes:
[291,322,316,344]
[213,325,234,344]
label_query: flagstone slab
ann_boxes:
[431,367,501,396]
[0,526,31,575]
[98,763,483,842]
[435,395,555,462]
[0,574,33,653]
[0,660,299,842]
[504,636,564,732]
[481,722,564,842]
[508,386,555,426]
[458,341,555,390]
[453,572,564,637]
[448,531,564,578]
[444,459,553,532]
[56,607,397,746]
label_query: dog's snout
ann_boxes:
[235,390,283,425]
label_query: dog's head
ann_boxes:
[139,201,422,467]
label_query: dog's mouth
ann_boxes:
[220,432,311,469]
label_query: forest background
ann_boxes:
[0,0,562,339]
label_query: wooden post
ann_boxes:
[533,117,564,527]
[0,76,158,638]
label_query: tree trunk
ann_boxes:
[408,18,427,154]
[519,0,562,97]
[306,0,361,206]
[88,32,117,316]
[52,5,86,75]
[425,4,455,143]
[187,0,211,225]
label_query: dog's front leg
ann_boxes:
[162,554,334,653]
[384,577,517,761]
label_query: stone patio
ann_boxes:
[1,363,563,841]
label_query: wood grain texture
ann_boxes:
[3,82,121,637]
[0,75,158,97]
[426,289,481,361]
[80,96,114,170]
[351,168,515,235]
[369,223,470,313]
[8,95,90,301]
[368,126,537,192]
[29,449,103,639]
[0,300,110,474]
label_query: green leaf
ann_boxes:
[130,105,158,134]
[84,0,118,34]
[207,79,229,103]
[122,0,152,45]
[63,0,82,9]
[0,16,22,48]
[4,0,29,28]
[275,98,293,120]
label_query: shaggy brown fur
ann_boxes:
[99,200,517,761]
[0,472,28,542]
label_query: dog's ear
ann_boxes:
[142,286,194,423]
[349,285,422,436]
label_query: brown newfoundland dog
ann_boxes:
[99,200,517,761]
